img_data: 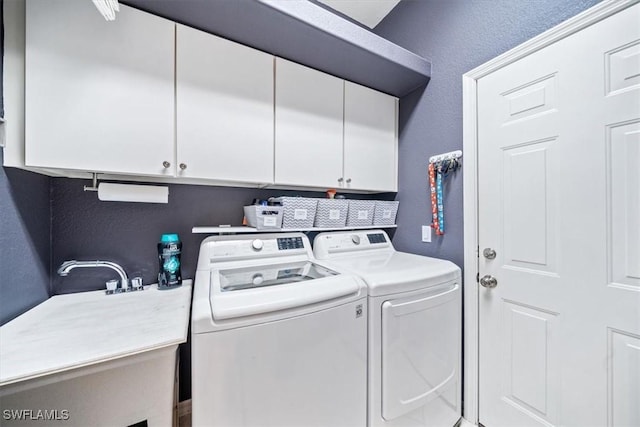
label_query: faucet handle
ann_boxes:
[106,279,118,294]
[131,277,143,290]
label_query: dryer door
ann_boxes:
[381,282,460,421]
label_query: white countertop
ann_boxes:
[0,281,192,387]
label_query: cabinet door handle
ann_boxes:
[179,163,187,170]
[346,178,352,184]
[162,161,171,169]
[338,177,344,183]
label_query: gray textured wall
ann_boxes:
[374,0,601,269]
[50,181,392,294]
[0,151,51,325]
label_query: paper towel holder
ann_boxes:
[84,173,169,204]
[84,173,100,192]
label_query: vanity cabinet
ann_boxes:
[176,25,274,185]
[0,283,192,427]
[274,58,398,192]
[24,0,175,177]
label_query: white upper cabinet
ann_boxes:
[19,1,397,192]
[24,0,175,177]
[275,58,345,189]
[274,58,398,192]
[176,25,274,185]
[344,82,398,192]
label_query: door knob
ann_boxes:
[179,163,187,170]
[346,178,352,184]
[483,248,497,259]
[162,161,171,169]
[480,275,498,288]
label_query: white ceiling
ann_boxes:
[317,0,402,29]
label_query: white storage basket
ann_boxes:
[346,200,375,227]
[272,197,318,229]
[244,206,283,230]
[314,199,349,228]
[373,201,399,226]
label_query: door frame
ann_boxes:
[461,0,635,423]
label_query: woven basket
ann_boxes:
[272,197,318,229]
[373,201,399,226]
[346,200,375,227]
[314,199,349,228]
[244,205,283,230]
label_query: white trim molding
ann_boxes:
[461,0,638,424]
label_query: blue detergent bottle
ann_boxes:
[158,233,182,289]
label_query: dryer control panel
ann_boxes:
[313,230,393,259]
[366,233,387,244]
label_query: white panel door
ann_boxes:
[478,4,640,427]
[344,82,398,192]
[176,25,274,184]
[25,0,175,177]
[274,58,344,188]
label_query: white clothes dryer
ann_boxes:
[314,230,462,427]
[191,233,368,427]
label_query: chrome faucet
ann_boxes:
[57,260,129,288]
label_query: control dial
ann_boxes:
[251,239,264,251]
[351,235,361,245]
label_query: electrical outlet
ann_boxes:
[421,226,432,243]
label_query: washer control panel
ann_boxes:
[277,237,304,250]
[208,234,310,262]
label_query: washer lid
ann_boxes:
[326,252,460,296]
[210,265,361,320]
[219,261,339,292]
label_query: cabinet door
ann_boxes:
[275,58,344,188]
[25,0,175,177]
[344,82,398,192]
[176,25,274,184]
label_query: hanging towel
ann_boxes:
[428,163,440,234]
[436,164,445,235]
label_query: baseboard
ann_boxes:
[178,399,192,418]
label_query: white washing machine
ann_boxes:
[191,233,368,427]
[314,230,462,427]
